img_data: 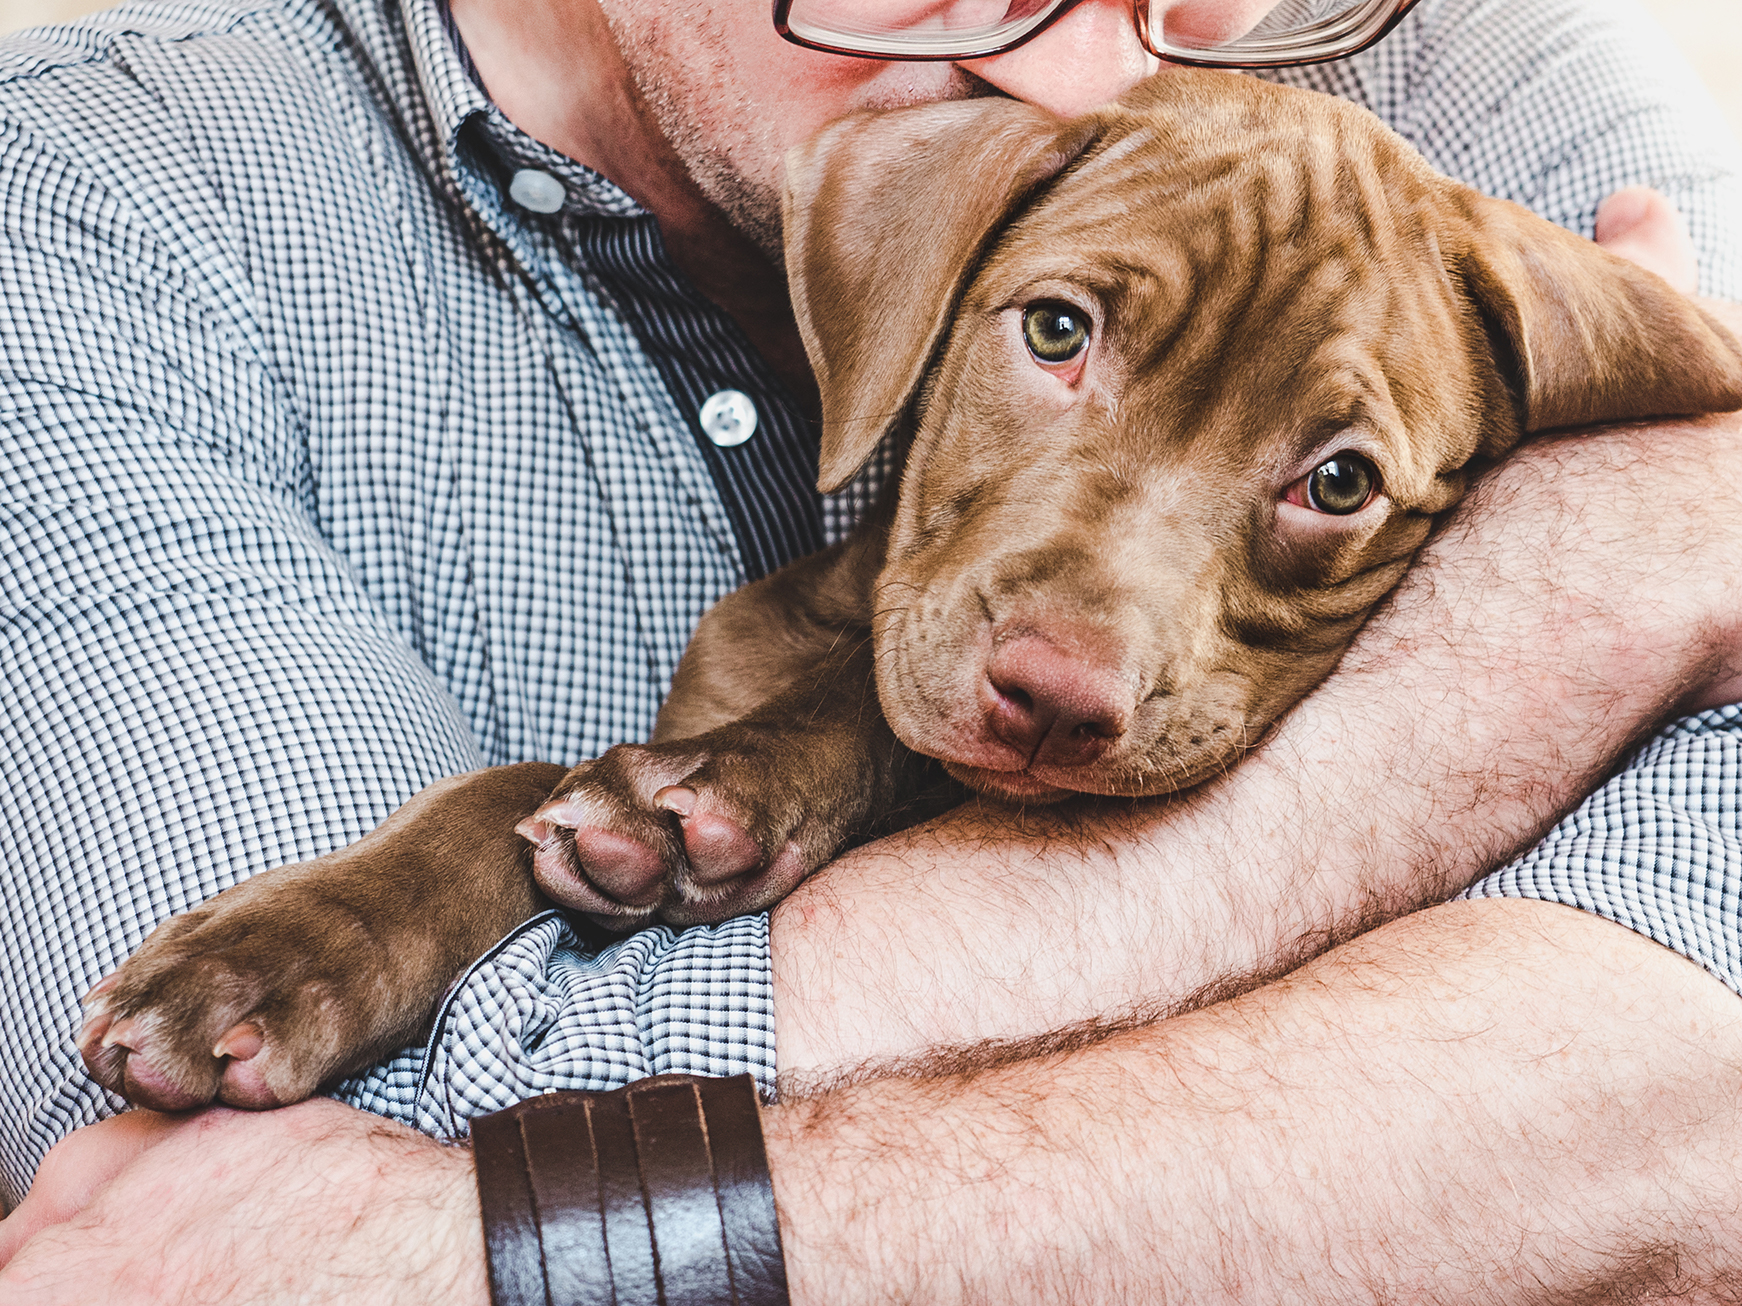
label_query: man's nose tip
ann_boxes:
[960,0,1161,117]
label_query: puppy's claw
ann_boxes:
[79,997,110,1032]
[654,785,697,817]
[76,1009,112,1064]
[101,1015,142,1052]
[527,798,588,832]
[515,815,555,845]
[213,1022,264,1062]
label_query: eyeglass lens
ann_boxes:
[779,0,1412,66]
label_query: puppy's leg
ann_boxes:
[78,761,564,1111]
[528,512,950,927]
[529,638,942,927]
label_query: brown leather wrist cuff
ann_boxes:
[473,1073,790,1306]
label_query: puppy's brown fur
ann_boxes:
[82,72,1742,1110]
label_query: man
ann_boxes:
[3,0,1742,1298]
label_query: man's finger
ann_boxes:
[1594,185,1698,294]
[0,1110,188,1268]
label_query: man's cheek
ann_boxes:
[1151,0,1281,47]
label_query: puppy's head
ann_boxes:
[784,71,1742,800]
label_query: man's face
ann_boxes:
[593,0,1202,256]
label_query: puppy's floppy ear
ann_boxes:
[1456,192,1742,441]
[784,99,1098,492]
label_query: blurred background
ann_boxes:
[0,0,1735,146]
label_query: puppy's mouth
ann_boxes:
[939,760,1079,804]
[930,714,1257,799]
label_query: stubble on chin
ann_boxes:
[595,1,993,261]
[592,1,788,259]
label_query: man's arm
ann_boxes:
[8,897,1742,1304]
[773,381,1742,1075]
[769,897,1742,1304]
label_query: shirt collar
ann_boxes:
[399,0,646,219]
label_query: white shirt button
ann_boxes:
[508,169,566,214]
[699,390,758,447]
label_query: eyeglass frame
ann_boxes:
[772,0,1425,69]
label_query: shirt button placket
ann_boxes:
[699,390,758,447]
[509,168,566,214]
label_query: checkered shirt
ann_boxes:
[0,0,1738,1205]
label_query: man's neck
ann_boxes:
[447,0,818,410]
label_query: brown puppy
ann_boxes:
[81,71,1742,1111]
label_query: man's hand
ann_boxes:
[0,1112,184,1265]
[0,1102,485,1305]
[1595,186,1699,294]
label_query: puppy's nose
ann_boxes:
[982,636,1130,768]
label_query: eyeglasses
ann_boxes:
[774,0,1423,68]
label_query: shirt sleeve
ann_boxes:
[0,118,486,1202]
[1460,708,1742,996]
[330,912,775,1138]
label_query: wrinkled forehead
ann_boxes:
[958,88,1476,465]
[979,84,1446,290]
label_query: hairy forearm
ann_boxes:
[769,898,1742,1305]
[0,1104,485,1305]
[773,394,1742,1076]
[13,903,1742,1306]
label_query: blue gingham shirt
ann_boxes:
[1,0,1739,1204]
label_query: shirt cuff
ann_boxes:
[1460,702,1742,997]
[330,910,776,1138]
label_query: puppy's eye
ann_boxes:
[1022,302,1089,364]
[1304,452,1377,515]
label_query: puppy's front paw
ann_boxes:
[521,737,835,928]
[78,884,408,1111]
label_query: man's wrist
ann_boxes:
[470,1075,788,1306]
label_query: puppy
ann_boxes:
[81,70,1742,1110]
